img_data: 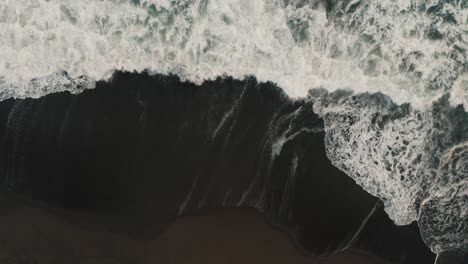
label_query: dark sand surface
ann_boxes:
[0,195,391,264]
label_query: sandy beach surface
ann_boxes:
[0,195,391,264]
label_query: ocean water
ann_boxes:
[0,0,466,260]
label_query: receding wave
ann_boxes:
[311,90,467,257]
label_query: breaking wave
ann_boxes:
[0,0,467,261]
[0,0,466,106]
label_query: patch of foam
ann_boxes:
[312,89,468,259]
[419,142,468,254]
[451,73,468,109]
[313,91,433,225]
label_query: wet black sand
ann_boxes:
[0,194,391,264]
[0,73,436,263]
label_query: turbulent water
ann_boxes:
[0,0,467,261]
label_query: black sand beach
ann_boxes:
[0,194,391,264]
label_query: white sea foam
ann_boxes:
[0,0,466,108]
[313,92,433,226]
[312,89,468,258]
[419,142,468,254]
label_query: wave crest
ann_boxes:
[0,0,466,108]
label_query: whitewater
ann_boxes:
[0,0,467,261]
